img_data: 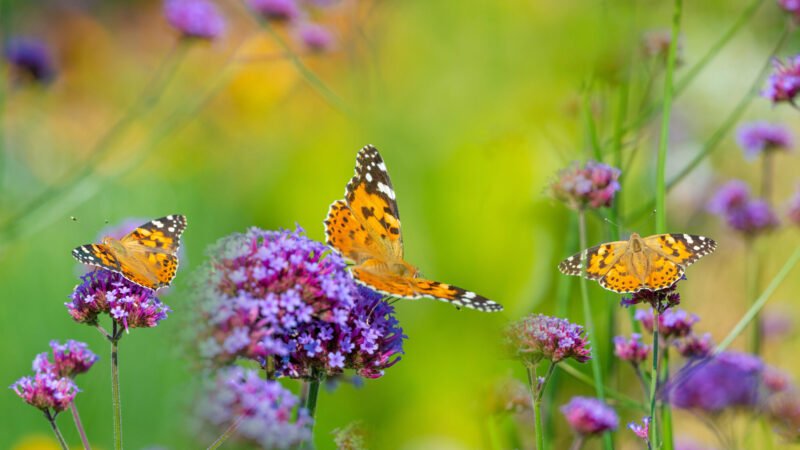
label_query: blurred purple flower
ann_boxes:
[66,269,170,331]
[561,396,619,436]
[506,314,591,366]
[635,308,698,339]
[297,23,334,53]
[767,391,800,441]
[667,351,764,414]
[193,227,404,379]
[708,181,778,235]
[613,333,650,365]
[10,372,78,412]
[4,37,56,84]
[488,377,532,414]
[551,160,621,210]
[628,416,650,441]
[247,0,300,22]
[621,282,681,313]
[787,185,800,227]
[763,55,800,104]
[736,122,793,159]
[762,308,794,340]
[674,332,713,359]
[164,0,226,40]
[48,340,98,378]
[196,367,311,449]
[763,365,793,394]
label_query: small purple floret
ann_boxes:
[164,0,226,39]
[4,37,56,84]
[628,416,650,441]
[561,396,619,436]
[736,122,793,159]
[613,333,650,365]
[247,0,300,22]
[763,55,800,104]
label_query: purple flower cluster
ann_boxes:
[193,227,404,379]
[10,340,96,413]
[4,37,56,84]
[561,396,619,436]
[66,270,171,331]
[550,160,621,210]
[613,333,650,365]
[247,0,336,52]
[164,0,226,40]
[628,416,650,441]
[708,180,778,235]
[634,308,698,339]
[620,282,681,312]
[780,0,800,20]
[667,351,764,413]
[763,55,800,104]
[674,332,714,359]
[736,122,793,160]
[506,314,591,366]
[297,23,335,53]
[196,367,311,449]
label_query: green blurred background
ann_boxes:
[3,0,800,448]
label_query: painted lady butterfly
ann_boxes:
[72,215,187,290]
[324,145,503,312]
[559,232,716,293]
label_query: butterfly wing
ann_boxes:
[642,247,685,290]
[642,234,717,266]
[119,215,187,289]
[598,253,646,293]
[559,241,629,280]
[351,267,503,312]
[343,145,404,260]
[72,244,122,272]
[325,200,384,265]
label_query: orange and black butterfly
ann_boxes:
[72,215,187,290]
[559,232,716,293]
[324,145,503,312]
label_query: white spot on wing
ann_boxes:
[377,182,395,199]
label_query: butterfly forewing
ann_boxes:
[642,234,717,266]
[324,200,382,265]
[558,241,628,280]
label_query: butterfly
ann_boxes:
[72,215,187,290]
[558,232,716,293]
[324,145,503,312]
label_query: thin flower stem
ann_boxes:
[627,26,790,225]
[94,324,112,341]
[569,435,586,450]
[577,210,613,450]
[45,410,69,450]
[304,369,322,448]
[761,152,774,202]
[111,336,122,450]
[655,0,682,234]
[558,362,647,412]
[70,401,91,450]
[716,246,800,353]
[526,365,546,450]
[660,349,674,449]
[633,364,650,402]
[206,416,243,450]
[648,311,661,449]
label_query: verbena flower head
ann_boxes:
[788,185,800,228]
[708,181,778,236]
[634,308,698,339]
[247,0,300,22]
[10,372,78,412]
[736,122,793,159]
[4,37,56,84]
[763,55,800,104]
[613,333,650,365]
[48,340,98,378]
[197,367,311,449]
[164,0,226,40]
[628,416,650,441]
[561,396,619,436]
[297,23,334,53]
[67,269,171,331]
[762,308,794,340]
[550,160,621,210]
[667,351,764,414]
[763,365,793,394]
[193,227,405,379]
[675,332,713,359]
[506,314,591,366]
[621,283,681,313]
[780,0,800,21]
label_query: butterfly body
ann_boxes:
[72,215,187,290]
[559,232,716,293]
[325,145,503,312]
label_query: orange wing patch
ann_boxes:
[643,234,717,266]
[559,241,626,280]
[324,200,381,264]
[644,251,685,291]
[599,256,644,293]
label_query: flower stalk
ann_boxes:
[45,410,69,450]
[71,402,91,450]
[206,416,242,450]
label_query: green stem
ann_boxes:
[45,410,69,450]
[526,365,545,450]
[577,210,613,450]
[716,247,800,353]
[111,334,122,450]
[569,435,586,450]
[70,401,91,450]
[648,311,661,449]
[558,363,647,411]
[206,416,242,450]
[661,349,674,450]
[761,152,774,203]
[303,370,322,448]
[655,0,682,233]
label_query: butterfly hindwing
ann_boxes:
[644,248,685,290]
[642,234,717,266]
[345,145,404,259]
[599,254,645,293]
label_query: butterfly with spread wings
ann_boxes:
[72,215,187,290]
[559,232,716,293]
[324,145,503,312]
